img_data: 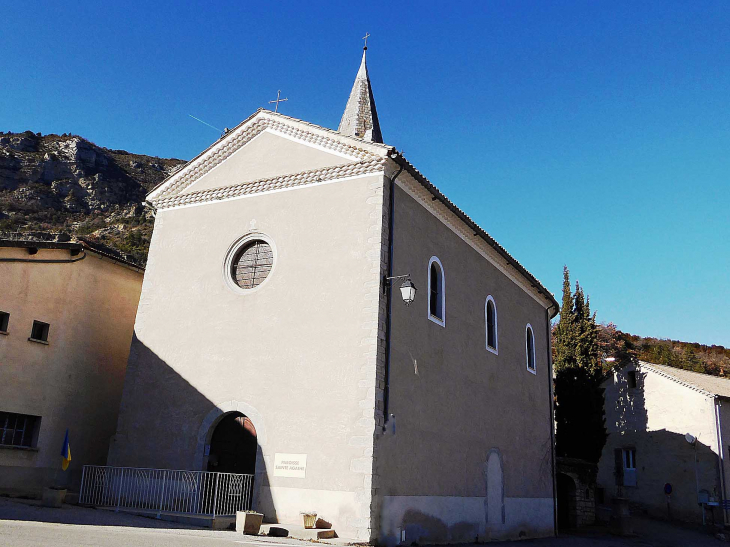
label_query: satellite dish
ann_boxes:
[685,433,697,445]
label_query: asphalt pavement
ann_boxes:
[0,497,723,547]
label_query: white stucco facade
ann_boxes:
[110,108,558,542]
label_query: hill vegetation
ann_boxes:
[597,322,730,376]
[0,130,185,265]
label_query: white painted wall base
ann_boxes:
[258,485,368,540]
[379,495,554,545]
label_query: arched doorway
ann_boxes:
[557,472,577,530]
[207,412,257,475]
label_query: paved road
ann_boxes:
[0,497,722,547]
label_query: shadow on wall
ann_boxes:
[103,334,276,523]
[401,510,478,545]
[600,368,722,524]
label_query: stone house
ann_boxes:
[109,47,559,543]
[0,237,143,496]
[597,360,730,525]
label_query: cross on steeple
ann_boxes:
[268,90,288,113]
[363,32,370,50]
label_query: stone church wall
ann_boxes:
[372,171,556,544]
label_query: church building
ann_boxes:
[109,45,559,543]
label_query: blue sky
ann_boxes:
[2,1,729,346]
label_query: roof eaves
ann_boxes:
[77,238,145,272]
[0,239,82,251]
[0,238,144,272]
[265,110,392,151]
[639,361,716,398]
[389,152,559,315]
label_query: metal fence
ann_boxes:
[79,465,254,517]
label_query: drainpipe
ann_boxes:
[714,397,728,525]
[382,160,404,431]
[545,304,559,536]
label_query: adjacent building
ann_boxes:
[0,237,143,496]
[109,47,559,543]
[597,361,730,525]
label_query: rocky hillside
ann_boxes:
[0,131,186,265]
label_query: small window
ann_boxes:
[30,321,50,343]
[485,296,497,354]
[0,412,40,448]
[0,311,9,333]
[525,324,536,373]
[428,257,445,326]
[232,240,273,290]
[627,371,637,389]
[623,448,636,469]
[622,447,637,486]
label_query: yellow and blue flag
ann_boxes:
[61,429,71,471]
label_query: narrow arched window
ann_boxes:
[485,296,498,354]
[428,257,445,326]
[526,324,536,373]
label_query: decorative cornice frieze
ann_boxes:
[151,114,385,202]
[152,159,386,210]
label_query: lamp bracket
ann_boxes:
[383,273,411,293]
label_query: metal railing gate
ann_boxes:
[79,465,254,517]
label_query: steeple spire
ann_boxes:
[338,39,383,143]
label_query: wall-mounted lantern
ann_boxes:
[399,279,417,306]
[384,274,417,306]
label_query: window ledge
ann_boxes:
[527,366,537,375]
[0,444,39,452]
[486,346,498,356]
[28,337,49,345]
[428,314,445,328]
[0,331,8,336]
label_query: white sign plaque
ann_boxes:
[274,453,307,478]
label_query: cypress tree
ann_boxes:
[553,266,577,372]
[554,267,607,463]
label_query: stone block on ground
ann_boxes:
[236,511,263,535]
[268,526,289,537]
[41,488,66,508]
[317,530,338,539]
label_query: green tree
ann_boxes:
[553,266,577,373]
[681,346,704,372]
[553,267,607,463]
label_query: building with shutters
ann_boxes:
[597,361,730,525]
[109,45,559,543]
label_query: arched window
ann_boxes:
[526,324,536,373]
[485,296,498,354]
[428,256,445,326]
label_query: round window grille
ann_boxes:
[232,240,273,289]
